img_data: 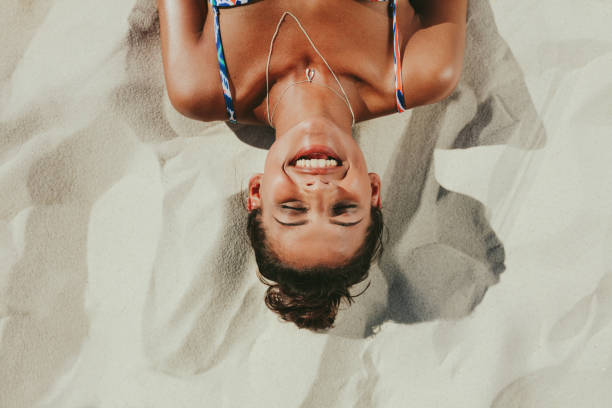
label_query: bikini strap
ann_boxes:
[391,0,407,112]
[212,0,406,123]
[370,0,407,112]
[211,0,252,6]
[211,2,238,123]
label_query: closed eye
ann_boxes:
[332,203,357,216]
[331,218,363,227]
[281,204,307,212]
[273,217,362,227]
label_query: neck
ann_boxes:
[272,72,354,137]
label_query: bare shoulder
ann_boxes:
[164,26,229,122]
[158,0,227,122]
[400,0,468,108]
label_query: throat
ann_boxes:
[264,11,355,129]
[269,79,355,136]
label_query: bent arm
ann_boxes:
[157,0,221,119]
[402,0,468,108]
[158,0,206,43]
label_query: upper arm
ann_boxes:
[401,0,468,108]
[157,0,224,120]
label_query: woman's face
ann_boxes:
[249,118,381,268]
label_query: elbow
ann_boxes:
[429,62,462,103]
[165,80,220,122]
[407,59,463,108]
[166,82,201,119]
[439,63,462,95]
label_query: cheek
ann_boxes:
[262,173,296,203]
[263,141,287,173]
[265,136,295,167]
[344,173,372,199]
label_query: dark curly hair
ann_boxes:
[247,206,384,331]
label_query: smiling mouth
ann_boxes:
[295,156,340,168]
[289,145,343,168]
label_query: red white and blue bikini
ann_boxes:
[209,0,407,124]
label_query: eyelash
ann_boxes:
[281,203,357,214]
[332,204,357,215]
[281,204,307,212]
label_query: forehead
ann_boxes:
[263,214,371,268]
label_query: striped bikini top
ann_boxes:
[209,0,407,124]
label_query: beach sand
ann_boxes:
[1,0,611,406]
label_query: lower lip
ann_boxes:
[290,145,342,165]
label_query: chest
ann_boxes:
[203,0,418,121]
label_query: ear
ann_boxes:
[248,174,263,211]
[368,173,382,208]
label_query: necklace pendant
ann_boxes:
[305,68,315,82]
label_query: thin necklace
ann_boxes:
[265,11,356,128]
[268,69,350,126]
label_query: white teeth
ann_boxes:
[295,158,340,168]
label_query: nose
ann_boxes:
[303,177,332,190]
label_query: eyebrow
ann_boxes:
[273,217,364,227]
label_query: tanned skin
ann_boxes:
[157,0,468,269]
[157,0,467,126]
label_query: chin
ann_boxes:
[286,116,349,138]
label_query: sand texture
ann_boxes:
[1,0,611,407]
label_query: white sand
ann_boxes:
[1,0,611,407]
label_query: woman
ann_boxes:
[157,0,467,330]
